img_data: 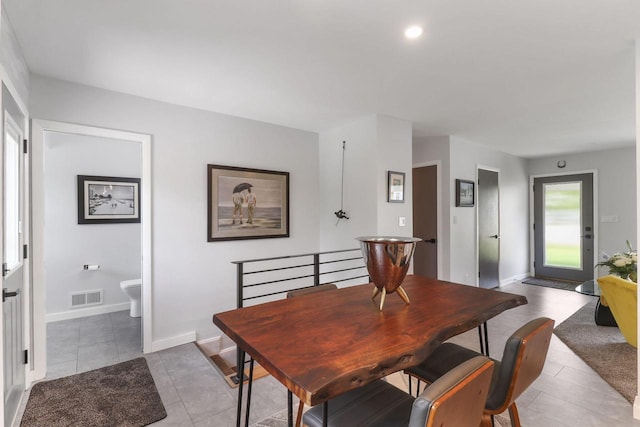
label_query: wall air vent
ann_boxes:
[70,290,103,308]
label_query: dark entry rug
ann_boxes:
[20,357,167,427]
[554,300,636,403]
[522,277,578,291]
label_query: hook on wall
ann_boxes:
[335,141,349,225]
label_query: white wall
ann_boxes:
[318,114,413,251]
[43,132,141,318]
[0,6,28,109]
[30,75,320,343]
[413,136,530,285]
[634,38,639,421]
[449,137,529,285]
[528,147,637,275]
[318,116,378,250]
[375,115,414,236]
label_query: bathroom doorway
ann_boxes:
[31,121,152,381]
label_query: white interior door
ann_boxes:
[2,107,25,426]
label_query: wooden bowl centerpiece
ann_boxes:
[356,236,422,310]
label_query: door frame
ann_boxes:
[476,165,500,287]
[529,169,599,280]
[412,161,443,279]
[30,120,152,383]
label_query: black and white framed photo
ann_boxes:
[208,164,289,242]
[455,179,475,207]
[387,171,405,203]
[77,175,141,224]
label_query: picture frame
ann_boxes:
[77,175,141,224]
[456,179,475,207]
[208,164,289,242]
[387,171,405,203]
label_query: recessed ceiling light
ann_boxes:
[405,25,423,40]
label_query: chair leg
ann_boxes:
[508,403,522,427]
[295,400,304,427]
[480,414,493,427]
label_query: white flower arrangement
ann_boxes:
[596,241,637,282]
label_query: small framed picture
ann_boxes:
[387,171,405,203]
[208,164,289,242]
[77,175,141,224]
[456,179,475,207]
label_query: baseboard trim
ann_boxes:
[151,331,196,353]
[46,302,130,323]
[500,272,530,287]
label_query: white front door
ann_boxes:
[2,107,25,426]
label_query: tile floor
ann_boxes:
[46,310,144,378]
[13,283,640,426]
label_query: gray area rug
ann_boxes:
[554,299,637,403]
[21,357,167,427]
[522,277,578,291]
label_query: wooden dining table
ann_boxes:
[213,275,527,426]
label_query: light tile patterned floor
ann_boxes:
[14,284,640,426]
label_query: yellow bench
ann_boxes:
[597,275,637,348]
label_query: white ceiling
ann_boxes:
[4,0,639,158]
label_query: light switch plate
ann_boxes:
[399,216,406,227]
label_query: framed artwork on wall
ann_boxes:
[208,164,289,242]
[387,171,405,203]
[455,179,475,207]
[77,175,141,224]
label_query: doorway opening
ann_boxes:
[30,120,152,382]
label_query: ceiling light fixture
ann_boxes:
[404,25,423,40]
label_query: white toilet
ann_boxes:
[120,279,142,318]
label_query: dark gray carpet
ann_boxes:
[554,299,636,403]
[21,358,166,427]
[522,277,578,291]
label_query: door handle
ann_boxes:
[3,288,19,302]
[489,235,500,239]
[426,238,437,244]
[581,235,592,239]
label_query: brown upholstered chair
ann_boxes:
[302,355,494,427]
[404,317,554,427]
[286,283,338,426]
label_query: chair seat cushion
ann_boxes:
[303,379,413,427]
[405,343,503,411]
[406,343,482,381]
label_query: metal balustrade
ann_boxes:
[230,247,369,383]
